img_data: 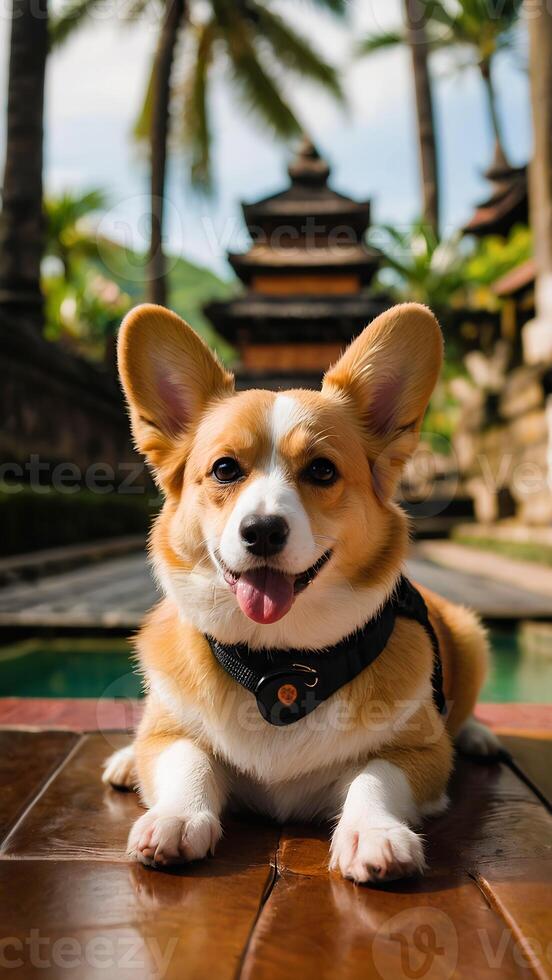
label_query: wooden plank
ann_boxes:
[1,547,551,626]
[2,732,551,980]
[272,758,552,879]
[0,856,277,980]
[0,731,280,979]
[242,757,552,979]
[413,540,552,601]
[2,733,143,860]
[476,859,552,980]
[1,733,280,868]
[0,730,79,844]
[501,735,552,807]
[407,556,552,619]
[0,535,145,585]
[242,845,531,979]
[0,553,157,628]
[425,758,552,874]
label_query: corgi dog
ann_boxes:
[103,301,499,883]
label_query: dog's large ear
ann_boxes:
[322,303,443,499]
[118,304,234,485]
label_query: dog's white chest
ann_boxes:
[152,673,418,791]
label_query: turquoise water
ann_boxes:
[0,630,551,702]
[481,628,552,703]
[0,639,142,700]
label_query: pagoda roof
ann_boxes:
[492,257,536,297]
[204,293,389,344]
[241,137,371,226]
[228,242,380,284]
[462,149,528,238]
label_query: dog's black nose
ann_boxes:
[239,515,289,558]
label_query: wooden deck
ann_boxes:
[0,724,551,979]
[1,546,551,628]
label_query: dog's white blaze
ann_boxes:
[270,394,311,447]
[218,394,317,574]
[219,471,317,572]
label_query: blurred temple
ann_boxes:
[205,137,389,388]
[462,146,528,239]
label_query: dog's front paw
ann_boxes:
[102,745,136,789]
[330,820,426,884]
[127,808,222,867]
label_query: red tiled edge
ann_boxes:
[475,702,552,736]
[0,697,550,734]
[0,697,143,732]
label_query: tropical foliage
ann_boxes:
[359,1,523,183]
[45,189,107,280]
[370,220,532,335]
[42,191,131,356]
[370,221,469,313]
[51,0,347,302]
[41,189,235,362]
[464,225,532,306]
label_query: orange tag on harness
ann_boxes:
[277,683,298,706]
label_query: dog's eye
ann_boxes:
[212,457,243,483]
[304,458,338,485]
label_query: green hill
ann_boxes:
[94,239,238,362]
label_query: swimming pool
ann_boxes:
[0,629,551,702]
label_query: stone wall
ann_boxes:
[454,363,552,525]
[0,315,143,486]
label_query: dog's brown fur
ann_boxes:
[105,301,492,881]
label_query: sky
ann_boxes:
[0,0,532,279]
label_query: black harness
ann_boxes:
[206,576,446,727]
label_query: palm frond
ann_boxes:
[228,48,300,140]
[133,60,155,142]
[356,30,404,57]
[245,1,343,101]
[423,2,459,34]
[427,0,521,47]
[213,2,300,140]
[180,19,216,190]
[49,0,104,46]
[296,0,347,14]
[122,0,154,21]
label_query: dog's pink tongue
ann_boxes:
[236,567,294,624]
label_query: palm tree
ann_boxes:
[0,0,48,330]
[51,0,346,306]
[523,0,552,364]
[426,0,521,166]
[358,0,522,229]
[359,0,440,238]
[405,0,440,237]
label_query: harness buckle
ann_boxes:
[255,665,320,727]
